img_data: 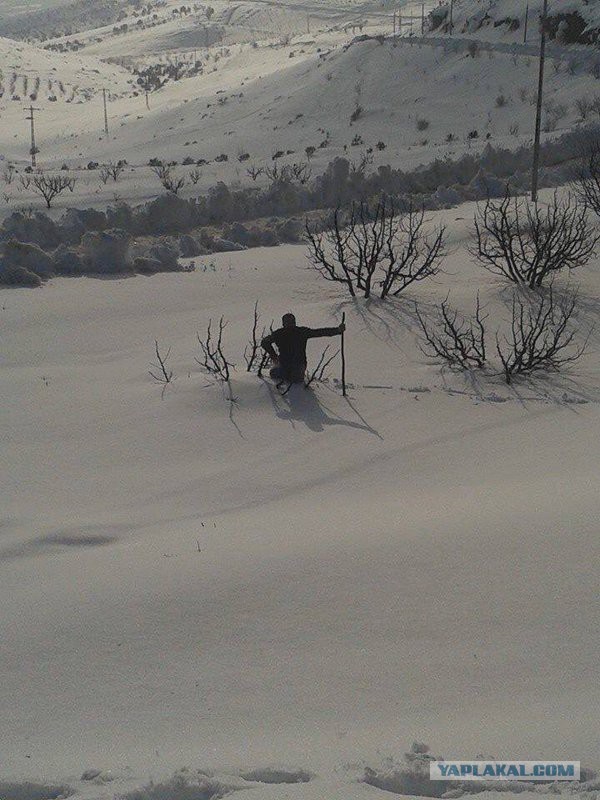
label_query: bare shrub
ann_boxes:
[306,196,446,300]
[416,118,430,131]
[24,172,77,208]
[189,168,202,185]
[196,317,234,384]
[416,294,487,370]
[496,289,588,383]
[244,301,272,374]
[246,163,264,182]
[151,163,185,194]
[100,161,125,183]
[472,191,598,288]
[149,340,174,384]
[305,345,340,387]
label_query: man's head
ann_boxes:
[282,313,296,328]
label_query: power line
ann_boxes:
[531,0,548,202]
[24,105,41,168]
[103,87,109,138]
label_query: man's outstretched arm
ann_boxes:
[261,333,279,361]
[305,323,345,339]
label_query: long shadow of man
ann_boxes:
[265,381,382,437]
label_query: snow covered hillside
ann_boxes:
[1,0,600,797]
[2,195,600,798]
[2,0,600,213]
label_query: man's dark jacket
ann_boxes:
[262,325,339,369]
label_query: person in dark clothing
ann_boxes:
[261,312,344,383]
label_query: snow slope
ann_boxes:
[2,27,598,213]
[2,196,599,798]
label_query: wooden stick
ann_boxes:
[341,312,347,397]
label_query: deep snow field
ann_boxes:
[2,197,600,798]
[2,0,600,797]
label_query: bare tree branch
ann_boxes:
[149,339,174,383]
[496,288,589,383]
[151,164,186,194]
[305,345,340,387]
[472,190,599,288]
[24,172,77,208]
[306,195,445,299]
[416,293,488,370]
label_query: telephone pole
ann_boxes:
[24,105,40,168]
[523,2,529,43]
[531,0,548,202]
[103,87,109,138]
[449,0,454,33]
[421,3,425,34]
[307,13,310,34]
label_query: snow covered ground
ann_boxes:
[2,0,600,797]
[2,198,599,798]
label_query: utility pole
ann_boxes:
[421,3,425,35]
[24,105,40,168]
[145,90,150,110]
[531,0,548,202]
[103,87,109,138]
[393,10,396,37]
[307,13,310,34]
[523,1,529,43]
[449,0,454,33]
[398,11,402,36]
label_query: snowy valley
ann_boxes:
[1,2,599,800]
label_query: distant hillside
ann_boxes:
[442,0,600,45]
[0,0,133,41]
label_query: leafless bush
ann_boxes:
[306,195,445,300]
[244,301,272,373]
[305,345,340,387]
[416,294,487,370]
[290,161,312,185]
[23,172,77,208]
[246,163,264,182]
[472,191,598,288]
[189,168,202,184]
[196,317,234,384]
[496,289,588,384]
[416,118,430,131]
[100,161,125,183]
[149,340,174,384]
[265,162,310,185]
[151,163,185,194]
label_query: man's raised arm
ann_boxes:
[306,323,345,339]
